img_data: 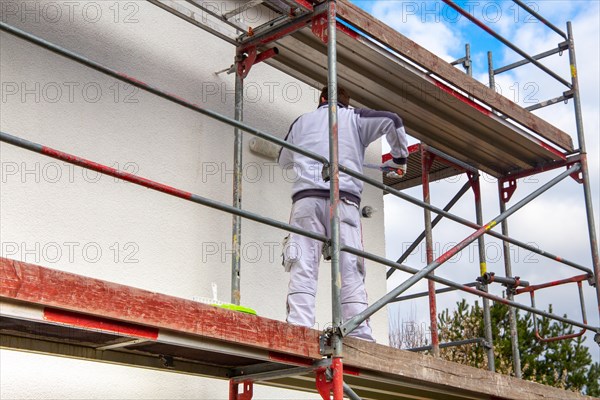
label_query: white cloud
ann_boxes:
[370,1,464,62]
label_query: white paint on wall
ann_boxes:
[0,1,390,398]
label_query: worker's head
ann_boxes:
[320,86,350,107]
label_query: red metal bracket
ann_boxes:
[229,380,253,400]
[421,148,436,174]
[420,147,436,198]
[236,47,280,79]
[569,154,586,184]
[254,47,279,65]
[311,14,328,43]
[237,47,257,79]
[500,178,517,203]
[497,156,578,182]
[499,158,582,201]
[467,172,481,202]
[315,358,344,400]
[293,0,315,12]
[569,168,583,184]
[316,368,333,399]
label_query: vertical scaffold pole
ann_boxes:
[567,21,600,318]
[465,43,472,77]
[498,184,522,378]
[231,62,244,305]
[487,51,495,89]
[421,147,439,357]
[471,173,495,371]
[327,2,343,399]
[486,52,503,373]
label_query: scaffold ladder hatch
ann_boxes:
[1,0,598,399]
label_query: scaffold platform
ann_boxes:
[1,0,598,399]
[149,0,574,178]
[263,2,573,176]
[0,258,593,400]
[382,144,467,190]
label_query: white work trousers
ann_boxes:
[284,197,374,341]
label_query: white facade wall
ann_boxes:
[0,1,390,398]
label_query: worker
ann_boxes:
[278,86,408,341]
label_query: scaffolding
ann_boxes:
[1,1,598,399]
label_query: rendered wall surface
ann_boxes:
[0,1,390,398]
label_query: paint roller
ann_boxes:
[249,137,281,160]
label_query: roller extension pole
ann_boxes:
[409,337,486,352]
[391,282,478,303]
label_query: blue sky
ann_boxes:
[348,0,600,366]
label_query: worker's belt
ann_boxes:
[292,189,361,206]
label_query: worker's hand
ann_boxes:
[382,158,407,179]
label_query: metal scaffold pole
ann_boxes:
[498,184,522,378]
[476,51,502,377]
[470,173,495,371]
[487,51,495,89]
[567,21,600,322]
[327,1,344,398]
[231,62,244,306]
[421,148,439,357]
[465,43,472,77]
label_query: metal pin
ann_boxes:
[215,65,235,75]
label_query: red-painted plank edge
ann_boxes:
[44,307,159,340]
[0,257,321,359]
[433,81,491,117]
